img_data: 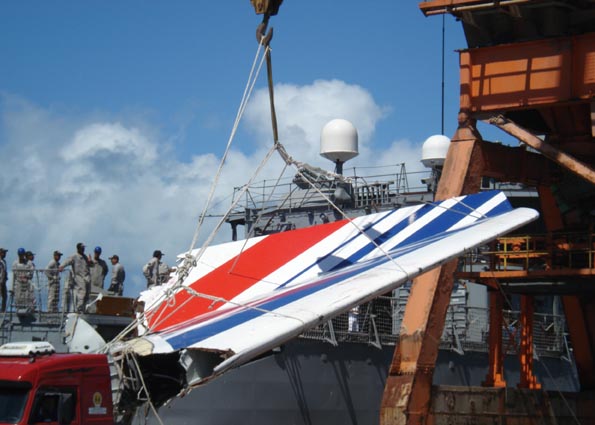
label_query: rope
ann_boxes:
[141,144,281,333]
[289,159,410,275]
[107,20,563,421]
[128,352,166,425]
[171,39,271,292]
[186,41,268,256]
[259,38,408,274]
[105,40,272,344]
[181,285,307,324]
[260,38,488,274]
[227,160,290,272]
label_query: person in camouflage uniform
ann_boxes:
[59,243,91,313]
[143,250,163,288]
[12,248,34,311]
[0,248,8,312]
[107,254,125,296]
[89,246,108,296]
[44,250,63,313]
[158,261,172,285]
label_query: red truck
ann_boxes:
[0,342,114,425]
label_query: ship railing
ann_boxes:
[299,297,569,359]
[5,269,88,317]
[229,164,432,217]
[459,231,595,272]
[228,166,539,218]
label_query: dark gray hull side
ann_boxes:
[144,338,578,425]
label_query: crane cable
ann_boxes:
[261,29,412,276]
[106,38,272,343]
[185,40,268,262]
[121,15,505,342]
[140,26,286,333]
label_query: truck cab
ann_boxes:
[0,342,113,425]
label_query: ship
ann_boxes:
[133,125,578,425]
[0,133,578,425]
[3,1,595,424]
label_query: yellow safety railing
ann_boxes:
[460,232,595,272]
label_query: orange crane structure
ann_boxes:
[381,1,595,423]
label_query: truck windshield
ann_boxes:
[0,384,30,424]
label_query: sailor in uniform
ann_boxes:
[45,250,63,312]
[59,243,91,313]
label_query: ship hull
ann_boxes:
[144,337,578,425]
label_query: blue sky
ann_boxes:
[0,1,513,297]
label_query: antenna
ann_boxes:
[441,13,446,135]
[320,119,359,175]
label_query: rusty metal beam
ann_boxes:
[535,185,595,390]
[380,118,484,425]
[537,185,564,232]
[459,33,595,112]
[562,296,595,389]
[381,265,459,425]
[483,288,506,388]
[480,142,557,185]
[518,295,541,389]
[419,0,534,16]
[430,386,595,422]
[456,268,595,281]
[487,115,595,186]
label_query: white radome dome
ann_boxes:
[421,134,450,168]
[320,119,359,164]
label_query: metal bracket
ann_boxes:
[368,314,382,349]
[323,320,338,347]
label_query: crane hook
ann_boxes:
[256,14,274,46]
[250,0,282,46]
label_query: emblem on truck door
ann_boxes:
[89,392,107,415]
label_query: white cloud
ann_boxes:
[63,123,157,164]
[244,79,388,168]
[0,96,218,296]
[0,80,422,297]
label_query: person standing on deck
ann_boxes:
[45,250,62,313]
[0,248,8,312]
[107,255,125,296]
[59,243,91,313]
[143,250,163,288]
[348,306,360,332]
[26,251,35,268]
[12,248,33,311]
[158,261,172,285]
[89,246,108,296]
[25,251,36,306]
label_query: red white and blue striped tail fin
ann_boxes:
[130,190,538,386]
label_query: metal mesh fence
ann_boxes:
[3,271,569,360]
[299,295,569,359]
[8,269,77,314]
